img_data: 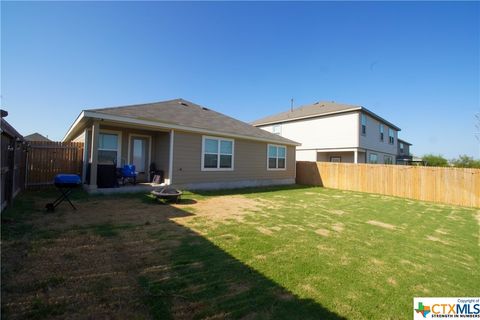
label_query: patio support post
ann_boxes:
[354,150,358,163]
[81,129,89,183]
[89,121,99,189]
[167,129,174,185]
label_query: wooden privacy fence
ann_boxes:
[27,141,84,186]
[296,161,480,208]
[1,117,27,212]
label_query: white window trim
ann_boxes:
[267,144,287,171]
[379,124,384,142]
[127,133,152,176]
[388,128,395,145]
[368,153,378,164]
[361,114,367,136]
[93,129,122,167]
[201,135,235,171]
[272,124,282,135]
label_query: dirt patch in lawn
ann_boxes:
[329,209,347,216]
[332,222,344,233]
[256,227,274,236]
[366,220,396,230]
[387,277,398,286]
[426,235,449,245]
[315,228,330,237]
[174,195,262,224]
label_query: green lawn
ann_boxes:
[1,186,478,319]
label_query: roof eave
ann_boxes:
[397,138,412,145]
[62,111,86,142]
[360,107,401,131]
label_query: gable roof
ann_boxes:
[251,101,401,131]
[24,132,51,142]
[64,99,299,146]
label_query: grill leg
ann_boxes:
[46,187,77,211]
[60,188,77,210]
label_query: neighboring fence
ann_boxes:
[296,161,480,208]
[27,141,84,186]
[1,117,27,212]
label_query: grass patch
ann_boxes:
[1,194,37,241]
[173,186,479,319]
[2,186,478,319]
[27,299,67,319]
[91,223,135,237]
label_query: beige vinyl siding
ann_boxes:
[72,131,86,143]
[358,112,398,156]
[259,112,359,150]
[172,131,295,185]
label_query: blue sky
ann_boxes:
[2,1,479,159]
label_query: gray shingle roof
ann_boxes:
[251,101,402,132]
[251,101,362,126]
[90,99,299,145]
[24,132,51,142]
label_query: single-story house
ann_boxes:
[24,132,51,142]
[63,99,299,190]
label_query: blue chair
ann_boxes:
[121,164,137,185]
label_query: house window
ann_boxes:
[384,155,393,164]
[368,153,378,164]
[202,136,234,170]
[330,156,341,163]
[268,144,286,170]
[388,128,395,144]
[98,133,119,165]
[361,114,367,135]
[379,124,384,142]
[272,125,281,135]
[399,142,404,154]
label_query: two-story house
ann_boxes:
[396,139,413,164]
[252,101,411,164]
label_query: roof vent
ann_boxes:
[202,107,210,111]
[179,102,189,106]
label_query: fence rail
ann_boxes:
[27,141,84,186]
[296,161,480,208]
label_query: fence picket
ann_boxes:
[27,141,84,186]
[296,161,480,208]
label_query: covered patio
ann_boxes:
[67,117,175,192]
[316,148,366,163]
